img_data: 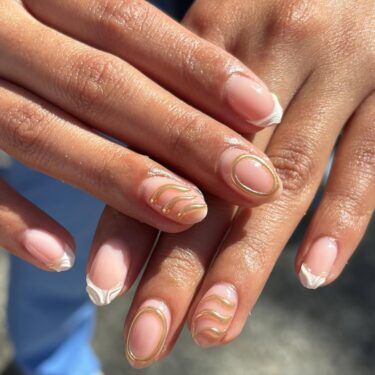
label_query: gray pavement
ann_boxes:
[1,221,374,375]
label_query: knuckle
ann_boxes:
[229,235,269,273]
[65,52,121,114]
[158,247,204,288]
[269,136,317,196]
[96,0,151,42]
[269,0,328,41]
[166,111,207,155]
[180,40,230,83]
[2,101,50,159]
[323,190,373,230]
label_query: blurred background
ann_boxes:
[0,1,374,373]
[1,220,374,375]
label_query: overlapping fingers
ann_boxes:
[0,1,282,209]
[23,0,282,132]
[184,72,373,347]
[0,79,208,232]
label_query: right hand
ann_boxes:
[0,0,283,270]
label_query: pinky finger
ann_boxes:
[296,94,375,289]
[0,179,75,271]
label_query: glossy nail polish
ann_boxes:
[126,299,171,368]
[86,239,129,306]
[299,237,338,289]
[142,177,207,224]
[220,148,280,197]
[225,73,283,127]
[22,229,75,272]
[192,283,238,348]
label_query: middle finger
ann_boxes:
[0,3,282,207]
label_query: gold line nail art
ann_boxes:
[149,184,190,204]
[126,307,168,364]
[200,294,236,308]
[231,154,279,196]
[161,195,196,214]
[195,327,226,339]
[177,204,208,219]
[194,309,232,324]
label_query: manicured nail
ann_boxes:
[126,299,171,368]
[86,239,129,306]
[225,73,283,127]
[142,177,207,225]
[220,148,280,197]
[22,229,75,272]
[299,237,338,290]
[192,283,238,348]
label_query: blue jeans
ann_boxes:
[3,1,193,374]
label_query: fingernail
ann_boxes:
[126,299,171,368]
[299,237,338,290]
[142,177,208,225]
[225,73,283,127]
[22,229,75,272]
[192,283,238,348]
[86,239,129,306]
[220,148,280,197]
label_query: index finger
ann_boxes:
[24,0,283,133]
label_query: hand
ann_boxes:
[84,0,374,368]
[0,0,286,270]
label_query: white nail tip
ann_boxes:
[49,246,75,272]
[250,94,283,127]
[86,276,123,306]
[299,264,326,290]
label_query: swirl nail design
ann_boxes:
[192,283,238,348]
[142,177,208,224]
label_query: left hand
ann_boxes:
[85,0,374,368]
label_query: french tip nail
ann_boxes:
[86,276,122,306]
[250,94,283,127]
[50,246,75,272]
[299,264,326,290]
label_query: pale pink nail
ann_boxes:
[225,73,283,127]
[126,299,171,368]
[22,229,75,272]
[192,283,238,348]
[220,148,280,197]
[86,239,129,306]
[142,177,207,225]
[299,237,338,290]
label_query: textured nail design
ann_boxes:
[192,284,238,348]
[126,300,171,368]
[86,239,129,306]
[22,229,75,272]
[225,73,283,127]
[299,237,338,290]
[220,148,280,197]
[142,177,207,224]
[86,277,123,306]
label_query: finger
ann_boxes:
[0,79,207,233]
[23,0,282,132]
[123,196,235,368]
[0,179,75,271]
[186,71,370,347]
[0,3,282,207]
[296,93,375,289]
[86,206,157,306]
